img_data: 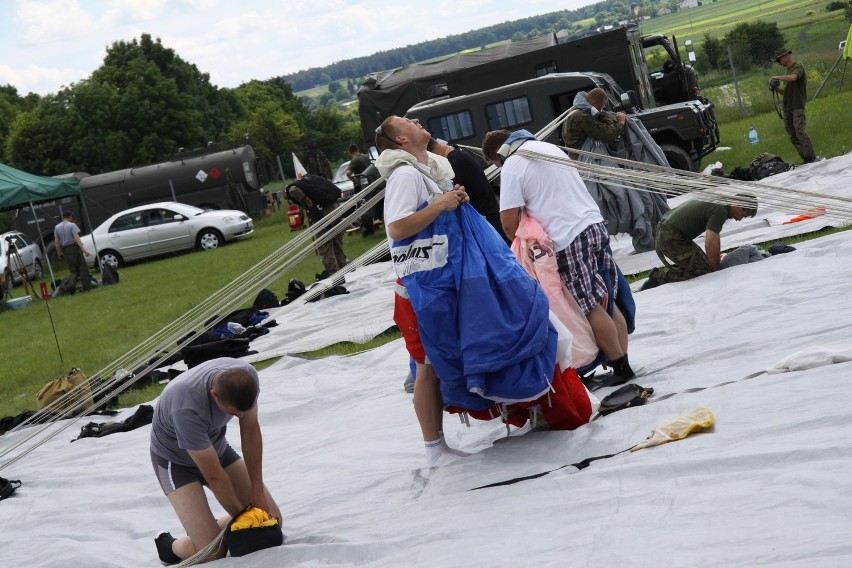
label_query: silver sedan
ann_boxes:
[1,231,44,291]
[78,202,253,269]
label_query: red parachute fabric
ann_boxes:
[446,364,592,430]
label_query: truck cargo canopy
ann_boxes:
[358,34,558,141]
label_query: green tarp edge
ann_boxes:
[0,163,81,212]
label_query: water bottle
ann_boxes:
[748,127,759,144]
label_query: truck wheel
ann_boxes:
[660,144,695,172]
[33,259,43,280]
[197,229,223,250]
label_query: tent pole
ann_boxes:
[29,200,57,286]
[812,49,845,101]
[80,196,100,266]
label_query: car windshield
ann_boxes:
[332,162,350,184]
[174,204,205,216]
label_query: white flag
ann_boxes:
[292,153,308,179]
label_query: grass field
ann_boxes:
[639,0,840,41]
[0,210,387,418]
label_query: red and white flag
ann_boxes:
[292,153,308,179]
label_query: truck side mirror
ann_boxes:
[619,91,638,111]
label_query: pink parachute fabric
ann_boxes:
[510,213,599,369]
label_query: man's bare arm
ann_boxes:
[500,207,522,242]
[187,447,244,516]
[238,406,280,519]
[705,230,721,271]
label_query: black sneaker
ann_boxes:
[639,268,661,291]
[610,354,636,382]
[155,532,181,565]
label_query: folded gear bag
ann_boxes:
[597,384,654,416]
[35,368,95,413]
[0,477,22,501]
[223,506,284,557]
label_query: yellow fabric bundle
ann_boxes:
[230,507,279,531]
[630,407,715,452]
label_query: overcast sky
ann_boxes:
[1,0,593,96]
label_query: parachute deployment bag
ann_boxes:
[597,384,654,417]
[223,505,284,557]
[0,477,21,501]
[35,368,95,413]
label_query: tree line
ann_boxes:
[0,35,362,181]
[284,0,682,92]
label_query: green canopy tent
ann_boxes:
[0,163,82,287]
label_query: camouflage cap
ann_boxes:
[773,48,791,62]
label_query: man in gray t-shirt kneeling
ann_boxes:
[149,357,281,564]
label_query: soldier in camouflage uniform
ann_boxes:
[643,196,757,290]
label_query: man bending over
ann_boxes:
[150,357,280,564]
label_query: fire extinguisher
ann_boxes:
[288,203,304,231]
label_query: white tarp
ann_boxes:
[2,157,852,567]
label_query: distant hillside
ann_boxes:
[281,0,675,91]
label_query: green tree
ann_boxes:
[5,102,71,174]
[6,33,245,174]
[701,33,724,71]
[226,101,301,162]
[724,21,784,66]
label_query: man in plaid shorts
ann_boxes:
[483,129,635,382]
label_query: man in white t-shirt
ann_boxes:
[482,129,635,382]
[374,115,471,467]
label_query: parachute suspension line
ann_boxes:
[174,525,227,567]
[464,110,852,222]
[510,147,852,222]
[0,176,391,471]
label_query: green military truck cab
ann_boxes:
[359,26,719,172]
[406,71,718,172]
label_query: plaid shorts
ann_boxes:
[555,222,616,314]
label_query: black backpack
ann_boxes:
[101,262,119,286]
[749,153,790,181]
[285,174,341,207]
[253,288,280,310]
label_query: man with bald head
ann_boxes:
[374,116,471,467]
[150,357,281,564]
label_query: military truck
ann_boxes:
[14,143,266,253]
[358,26,719,171]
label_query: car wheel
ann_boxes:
[1,269,12,293]
[99,250,123,269]
[32,259,43,280]
[196,229,223,250]
[659,144,696,172]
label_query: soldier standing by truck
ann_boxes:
[561,88,627,160]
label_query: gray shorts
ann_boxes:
[150,446,240,495]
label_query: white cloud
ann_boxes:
[1,0,593,95]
